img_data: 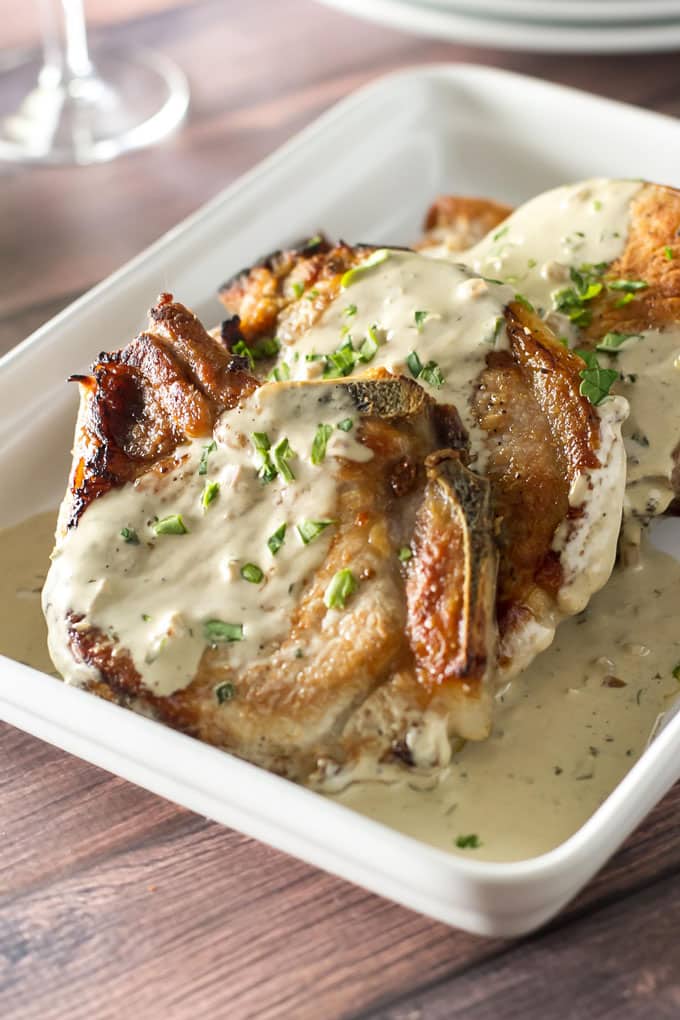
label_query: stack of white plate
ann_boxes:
[316,0,680,53]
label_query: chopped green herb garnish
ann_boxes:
[297,519,334,545]
[493,225,508,241]
[418,361,445,388]
[340,249,390,288]
[311,423,334,465]
[576,349,619,406]
[398,546,413,562]
[251,432,278,483]
[486,315,505,346]
[336,418,354,432]
[344,303,357,317]
[455,834,481,849]
[527,258,537,269]
[204,619,243,644]
[665,246,674,260]
[268,361,291,382]
[198,440,217,476]
[253,336,280,358]
[673,663,680,682]
[323,344,356,379]
[607,278,648,292]
[593,199,603,211]
[214,681,236,704]
[406,351,423,378]
[514,293,535,313]
[595,331,643,354]
[273,437,296,482]
[120,527,139,545]
[141,613,151,622]
[615,292,635,307]
[153,514,188,536]
[305,288,319,300]
[201,481,220,509]
[553,264,605,328]
[292,281,304,298]
[251,432,270,452]
[324,568,359,610]
[358,334,379,363]
[232,339,255,369]
[267,523,286,555]
[414,309,429,331]
[240,563,264,584]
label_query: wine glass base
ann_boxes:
[0,47,189,165]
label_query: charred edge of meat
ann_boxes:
[218,234,334,296]
[345,375,430,420]
[220,314,245,350]
[407,451,497,690]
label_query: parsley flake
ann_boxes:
[455,834,482,849]
[344,304,357,318]
[273,437,296,482]
[240,563,264,584]
[414,309,429,331]
[201,481,220,509]
[665,246,675,261]
[214,681,236,704]
[152,514,188,536]
[595,331,643,354]
[577,349,619,406]
[311,424,334,465]
[204,619,243,644]
[198,440,216,476]
[297,519,335,545]
[267,523,286,555]
[292,281,304,299]
[120,527,139,545]
[607,278,648,292]
[324,568,359,610]
[398,546,413,562]
[336,418,354,432]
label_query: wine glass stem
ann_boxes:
[39,0,93,86]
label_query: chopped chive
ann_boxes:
[455,833,481,849]
[268,361,290,382]
[204,619,243,644]
[340,249,390,288]
[665,246,674,260]
[414,309,429,331]
[297,519,334,545]
[358,334,379,363]
[240,563,264,584]
[201,481,220,509]
[198,439,217,476]
[232,339,255,370]
[253,336,280,358]
[593,199,603,211]
[324,568,358,610]
[398,546,413,562]
[527,257,537,269]
[120,527,139,545]
[322,345,355,379]
[492,225,508,241]
[607,278,648,292]
[344,303,357,317]
[336,418,354,432]
[311,423,334,465]
[251,432,271,452]
[406,351,423,378]
[292,281,304,298]
[153,514,188,536]
[141,613,151,622]
[615,292,635,307]
[214,681,236,704]
[267,523,286,555]
[273,437,296,482]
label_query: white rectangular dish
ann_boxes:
[2,64,680,937]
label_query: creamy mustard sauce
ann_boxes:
[42,382,371,696]
[461,178,679,522]
[279,250,513,468]
[331,535,680,861]
[0,510,57,676]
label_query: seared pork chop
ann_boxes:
[44,298,498,777]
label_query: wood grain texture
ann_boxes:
[2,2,680,1019]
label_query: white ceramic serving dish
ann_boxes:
[2,64,680,937]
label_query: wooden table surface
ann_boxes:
[3,2,680,1017]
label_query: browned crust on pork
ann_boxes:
[417,196,513,252]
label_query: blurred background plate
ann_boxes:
[420,0,680,25]
[315,0,680,52]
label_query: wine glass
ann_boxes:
[0,0,190,165]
